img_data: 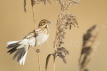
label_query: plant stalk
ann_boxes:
[31,1,41,71]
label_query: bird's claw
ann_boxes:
[36,49,40,53]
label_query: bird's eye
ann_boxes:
[39,24,42,26]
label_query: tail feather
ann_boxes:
[7,39,29,65]
[7,41,19,46]
[19,50,28,65]
[7,41,20,54]
[13,49,20,60]
[7,47,17,54]
[7,42,20,49]
[13,48,24,60]
[17,48,26,62]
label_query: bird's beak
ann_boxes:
[48,21,51,24]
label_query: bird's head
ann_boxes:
[38,19,51,28]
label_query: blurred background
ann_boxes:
[0,0,107,71]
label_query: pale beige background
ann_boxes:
[0,0,107,71]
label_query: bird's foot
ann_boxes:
[36,49,40,53]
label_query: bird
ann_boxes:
[6,19,51,65]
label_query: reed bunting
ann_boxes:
[7,19,50,65]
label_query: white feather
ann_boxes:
[17,39,28,49]
[19,50,28,65]
[7,41,19,46]
[37,29,49,45]
[28,37,35,46]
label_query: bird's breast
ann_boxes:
[27,29,49,46]
[37,30,49,45]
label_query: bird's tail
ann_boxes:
[7,39,29,65]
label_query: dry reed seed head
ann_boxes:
[57,12,78,29]
[79,25,100,71]
[58,41,64,47]
[80,55,91,68]
[57,48,62,51]
[57,47,69,56]
[58,0,80,10]
[33,0,53,4]
[82,25,96,46]
[82,25,97,55]
[60,34,65,38]
[83,34,92,41]
[87,25,96,33]
[61,47,69,55]
[24,0,80,12]
[33,0,80,5]
[54,12,78,49]
[57,51,67,64]
[81,46,92,55]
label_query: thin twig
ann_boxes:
[32,5,36,28]
[31,0,41,71]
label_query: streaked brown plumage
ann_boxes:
[7,19,50,65]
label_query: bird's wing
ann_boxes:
[23,30,35,39]
[23,28,42,39]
